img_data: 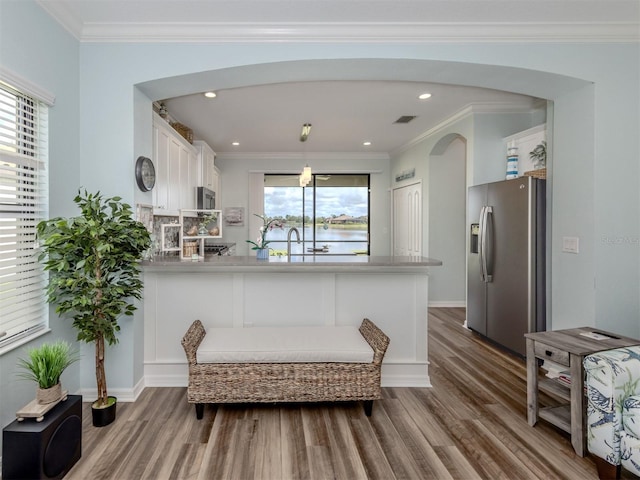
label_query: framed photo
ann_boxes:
[137,204,154,233]
[224,207,244,227]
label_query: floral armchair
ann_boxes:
[584,346,640,479]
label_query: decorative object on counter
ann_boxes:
[136,203,154,233]
[179,209,222,260]
[137,203,155,260]
[15,341,79,421]
[198,211,218,235]
[529,141,547,170]
[36,190,151,427]
[506,142,518,179]
[170,121,193,144]
[256,248,270,260]
[183,241,198,258]
[161,223,182,252]
[224,206,244,226]
[246,214,285,255]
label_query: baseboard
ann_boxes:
[428,301,466,308]
[77,376,145,403]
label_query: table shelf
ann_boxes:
[539,405,571,432]
[538,377,571,402]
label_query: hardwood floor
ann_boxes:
[67,308,614,479]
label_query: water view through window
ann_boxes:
[263,174,370,256]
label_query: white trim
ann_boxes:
[504,123,547,144]
[429,301,466,308]
[0,328,51,357]
[392,102,539,156]
[77,377,145,403]
[217,151,390,162]
[43,19,640,44]
[0,66,55,106]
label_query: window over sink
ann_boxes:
[263,174,370,256]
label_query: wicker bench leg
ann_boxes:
[363,400,373,417]
[195,403,204,419]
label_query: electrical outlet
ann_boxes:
[562,236,579,254]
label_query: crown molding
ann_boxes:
[216,151,390,162]
[33,5,640,44]
[391,102,542,156]
[82,22,640,43]
[36,0,85,40]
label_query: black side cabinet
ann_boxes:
[2,395,82,480]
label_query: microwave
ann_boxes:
[196,187,216,210]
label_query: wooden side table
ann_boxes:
[525,328,640,456]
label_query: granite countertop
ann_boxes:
[142,255,442,273]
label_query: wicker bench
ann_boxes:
[181,318,390,419]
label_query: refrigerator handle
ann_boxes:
[482,206,494,282]
[478,206,487,282]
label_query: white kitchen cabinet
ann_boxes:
[152,113,198,215]
[193,140,221,205]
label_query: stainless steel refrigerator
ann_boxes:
[467,176,546,357]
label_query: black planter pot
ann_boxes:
[91,396,117,427]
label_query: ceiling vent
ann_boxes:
[394,115,417,124]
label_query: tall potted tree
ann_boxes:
[37,190,151,426]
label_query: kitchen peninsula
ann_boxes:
[142,255,441,387]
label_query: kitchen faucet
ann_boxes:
[287,227,301,260]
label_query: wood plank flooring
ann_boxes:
[66,308,619,479]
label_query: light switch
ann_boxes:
[562,236,579,254]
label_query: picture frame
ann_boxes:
[224,207,245,227]
[136,203,154,233]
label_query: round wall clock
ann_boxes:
[135,156,156,192]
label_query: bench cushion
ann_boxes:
[196,325,374,364]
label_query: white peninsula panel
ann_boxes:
[143,256,440,387]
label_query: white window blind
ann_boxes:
[0,81,49,348]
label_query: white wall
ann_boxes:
[428,137,467,305]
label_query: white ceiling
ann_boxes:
[35,0,639,156]
[161,81,540,155]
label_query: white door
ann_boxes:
[393,182,422,256]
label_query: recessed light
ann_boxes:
[232,142,240,146]
[204,91,217,98]
[418,93,432,100]
[363,141,371,146]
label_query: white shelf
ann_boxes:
[179,209,222,259]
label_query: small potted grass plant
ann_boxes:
[17,340,79,405]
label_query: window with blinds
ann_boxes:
[0,81,49,349]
